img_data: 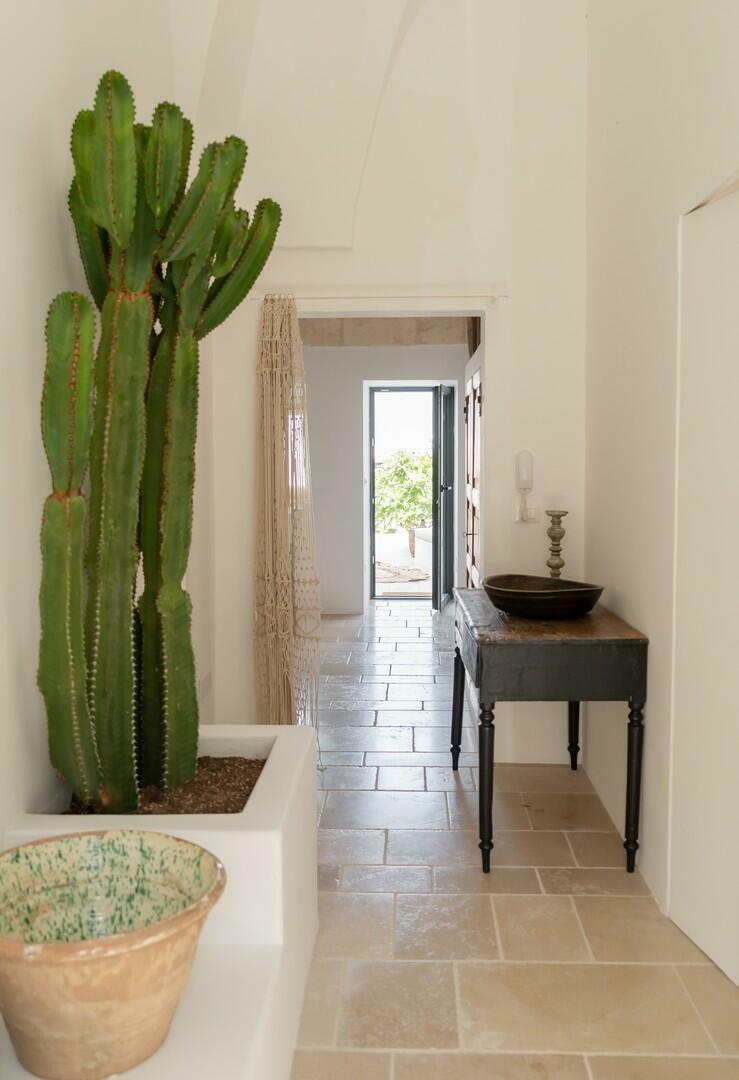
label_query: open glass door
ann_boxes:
[432,385,456,609]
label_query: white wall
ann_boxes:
[205,0,587,751]
[0,2,177,836]
[304,344,468,614]
[670,193,739,984]
[585,0,739,914]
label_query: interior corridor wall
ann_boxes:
[586,0,739,913]
[203,0,587,752]
[304,344,467,615]
[0,3,176,838]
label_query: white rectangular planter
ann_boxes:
[1,725,318,1080]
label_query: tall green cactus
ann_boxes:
[39,70,281,812]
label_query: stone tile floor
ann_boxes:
[292,602,739,1079]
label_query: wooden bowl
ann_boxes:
[483,574,604,619]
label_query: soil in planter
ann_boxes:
[68,757,266,815]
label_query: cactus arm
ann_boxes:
[137,330,173,785]
[71,109,100,223]
[159,142,235,262]
[222,136,247,202]
[39,497,102,804]
[110,124,159,293]
[157,331,200,787]
[145,103,185,231]
[42,293,95,492]
[175,117,194,208]
[211,203,249,278]
[89,71,137,247]
[197,198,282,339]
[87,292,152,812]
[68,180,109,310]
[38,293,101,806]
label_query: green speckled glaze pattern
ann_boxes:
[0,831,220,945]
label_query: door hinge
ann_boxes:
[477,387,483,416]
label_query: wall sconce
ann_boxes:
[515,449,536,522]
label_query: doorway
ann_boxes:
[369,385,456,607]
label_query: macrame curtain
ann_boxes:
[255,295,321,726]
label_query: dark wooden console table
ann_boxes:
[451,588,648,874]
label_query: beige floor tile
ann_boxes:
[495,765,594,794]
[395,1053,589,1079]
[589,1057,739,1079]
[316,893,394,959]
[291,1049,391,1080]
[318,709,378,724]
[320,766,378,790]
[575,898,707,962]
[318,864,341,891]
[677,964,739,1053]
[377,710,454,727]
[319,727,413,752]
[523,793,615,832]
[426,766,475,790]
[318,829,386,866]
[296,959,345,1047]
[342,866,432,893]
[495,895,590,961]
[387,829,481,867]
[457,963,713,1053]
[322,791,449,830]
[320,751,366,766]
[448,790,531,830]
[568,832,625,868]
[414,728,475,752]
[539,868,650,896]
[395,893,499,960]
[377,767,425,790]
[338,960,458,1049]
[491,831,575,867]
[434,867,541,894]
[367,752,478,767]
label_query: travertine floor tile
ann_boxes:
[448,790,530,830]
[367,752,478,767]
[539,868,650,896]
[377,710,453,727]
[387,829,480,867]
[389,682,453,699]
[415,728,475,752]
[377,766,425,790]
[319,766,378,790]
[677,964,739,1053]
[296,959,345,1047]
[316,893,394,959]
[338,960,458,1049]
[426,766,475,790]
[589,1058,739,1079]
[494,895,590,961]
[318,710,377,726]
[319,727,412,752]
[491,831,575,867]
[319,751,366,766]
[434,867,540,894]
[575,897,707,962]
[523,793,615,831]
[322,791,449,830]
[568,832,625,867]
[291,1049,391,1080]
[394,893,499,960]
[318,864,341,891]
[457,963,713,1053]
[495,765,594,794]
[318,829,385,866]
[394,1053,589,1079]
[342,866,432,893]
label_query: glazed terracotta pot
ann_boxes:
[0,829,226,1079]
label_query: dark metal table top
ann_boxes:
[454,588,648,647]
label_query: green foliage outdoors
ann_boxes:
[375,450,432,534]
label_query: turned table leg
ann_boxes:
[450,646,465,770]
[624,699,645,872]
[568,701,580,770]
[478,702,495,873]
